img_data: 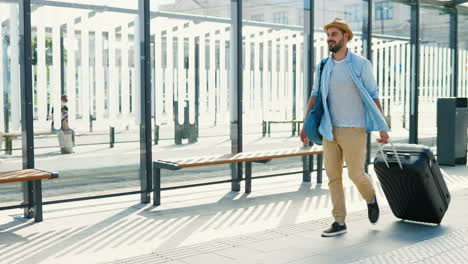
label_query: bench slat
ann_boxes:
[155,146,323,169]
[0,169,55,184]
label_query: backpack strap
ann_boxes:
[317,58,328,93]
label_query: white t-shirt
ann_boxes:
[327,59,366,127]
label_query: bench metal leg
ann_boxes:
[5,137,12,155]
[110,126,115,148]
[262,121,266,137]
[316,154,323,184]
[267,122,271,137]
[231,163,241,192]
[23,181,34,219]
[33,180,43,222]
[154,124,159,145]
[245,162,252,193]
[292,123,296,136]
[302,156,311,182]
[153,165,161,206]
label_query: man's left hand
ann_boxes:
[377,131,390,144]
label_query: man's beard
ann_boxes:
[328,39,344,53]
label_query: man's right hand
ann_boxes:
[300,128,310,145]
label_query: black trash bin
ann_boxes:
[437,97,468,166]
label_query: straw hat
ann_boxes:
[324,18,353,41]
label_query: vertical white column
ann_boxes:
[271,38,278,120]
[462,50,467,96]
[262,39,269,121]
[199,34,206,116]
[37,23,48,128]
[95,30,105,124]
[188,35,196,124]
[81,17,91,128]
[121,24,130,117]
[435,46,441,100]
[295,36,302,120]
[108,29,118,125]
[357,39,363,56]
[436,47,440,99]
[372,41,378,83]
[209,30,216,124]
[444,47,450,98]
[244,33,251,116]
[458,48,462,96]
[52,23,62,130]
[154,29,164,126]
[406,43,411,116]
[9,5,20,131]
[425,46,431,102]
[389,44,396,109]
[67,20,77,123]
[219,36,228,118]
[395,43,401,106]
[253,35,261,115]
[426,46,440,97]
[459,50,468,96]
[166,30,174,124]
[177,35,185,124]
[286,36,294,120]
[133,18,141,124]
[377,45,384,103]
[384,44,390,115]
[278,36,286,119]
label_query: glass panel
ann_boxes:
[419,5,451,148]
[151,1,233,187]
[31,1,142,200]
[242,0,304,155]
[241,1,305,182]
[370,1,411,157]
[0,0,22,207]
[457,10,468,98]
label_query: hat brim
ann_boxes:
[324,23,353,41]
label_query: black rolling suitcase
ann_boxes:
[374,143,450,224]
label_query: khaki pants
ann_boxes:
[323,127,375,223]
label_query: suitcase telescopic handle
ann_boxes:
[378,140,403,170]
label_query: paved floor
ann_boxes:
[1,165,468,264]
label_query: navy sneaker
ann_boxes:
[321,222,347,237]
[367,197,380,224]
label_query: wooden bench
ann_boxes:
[0,169,58,222]
[262,120,304,137]
[153,146,323,205]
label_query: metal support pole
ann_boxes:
[19,0,35,219]
[409,0,420,144]
[304,0,315,175]
[363,0,372,173]
[230,0,243,192]
[139,0,152,203]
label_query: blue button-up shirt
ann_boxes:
[310,50,390,142]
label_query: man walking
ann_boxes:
[299,18,390,237]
